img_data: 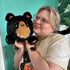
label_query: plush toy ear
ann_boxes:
[5,13,14,21]
[23,12,32,19]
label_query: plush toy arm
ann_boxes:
[28,36,38,45]
[6,35,15,44]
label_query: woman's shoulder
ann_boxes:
[41,33,66,43]
[51,33,65,39]
[49,33,67,43]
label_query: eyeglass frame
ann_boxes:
[32,14,50,25]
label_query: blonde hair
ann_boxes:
[37,6,60,28]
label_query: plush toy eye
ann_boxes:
[16,25,17,27]
[21,24,24,26]
[26,24,28,26]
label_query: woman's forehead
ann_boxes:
[37,10,50,21]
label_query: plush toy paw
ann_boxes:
[6,35,15,44]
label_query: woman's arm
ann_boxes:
[14,41,24,69]
[14,48,24,66]
[29,51,64,70]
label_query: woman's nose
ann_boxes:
[33,18,41,25]
[33,18,40,23]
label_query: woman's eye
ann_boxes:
[36,16,39,20]
[42,18,48,23]
[42,19,46,22]
[21,24,24,26]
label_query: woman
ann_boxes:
[14,6,70,70]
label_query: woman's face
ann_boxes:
[33,10,56,37]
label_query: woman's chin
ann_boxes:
[33,28,39,34]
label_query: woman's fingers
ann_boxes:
[25,40,35,50]
[15,40,24,49]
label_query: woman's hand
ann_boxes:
[15,40,25,50]
[25,40,35,51]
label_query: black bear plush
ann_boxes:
[5,12,37,45]
[5,12,38,70]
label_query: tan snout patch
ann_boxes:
[16,21,30,38]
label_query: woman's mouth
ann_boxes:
[33,25,40,29]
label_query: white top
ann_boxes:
[36,33,70,70]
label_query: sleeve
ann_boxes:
[46,37,70,70]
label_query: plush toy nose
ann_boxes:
[18,21,26,28]
[21,24,24,26]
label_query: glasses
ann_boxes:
[32,14,49,24]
